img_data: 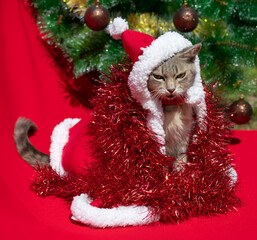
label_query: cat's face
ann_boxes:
[147,43,201,105]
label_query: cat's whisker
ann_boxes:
[152,94,162,102]
[150,89,164,102]
[178,94,183,102]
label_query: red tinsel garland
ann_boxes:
[31,61,241,224]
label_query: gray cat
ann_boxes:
[14,43,201,171]
[147,43,201,170]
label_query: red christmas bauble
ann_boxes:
[84,4,110,31]
[173,4,199,32]
[229,98,253,125]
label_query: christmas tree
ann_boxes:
[24,0,257,129]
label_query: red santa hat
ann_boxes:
[108,17,207,151]
[108,17,155,63]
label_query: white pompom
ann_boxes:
[108,17,129,40]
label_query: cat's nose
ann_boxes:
[168,89,175,94]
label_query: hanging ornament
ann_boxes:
[173,0,199,32]
[229,96,253,125]
[84,1,110,31]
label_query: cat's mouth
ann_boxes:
[166,94,176,99]
[162,93,177,100]
[161,94,185,105]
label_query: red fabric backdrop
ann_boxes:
[1,0,257,239]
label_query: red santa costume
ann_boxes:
[35,17,240,228]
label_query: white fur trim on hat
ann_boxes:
[71,193,160,228]
[128,32,206,148]
[108,17,129,40]
[49,118,81,176]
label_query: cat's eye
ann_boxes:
[153,74,164,80]
[176,72,186,79]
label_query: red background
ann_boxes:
[1,0,257,239]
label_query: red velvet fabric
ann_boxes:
[1,0,257,239]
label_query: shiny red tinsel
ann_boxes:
[31,61,241,224]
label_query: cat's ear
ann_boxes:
[177,43,202,62]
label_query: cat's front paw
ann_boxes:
[173,154,187,172]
